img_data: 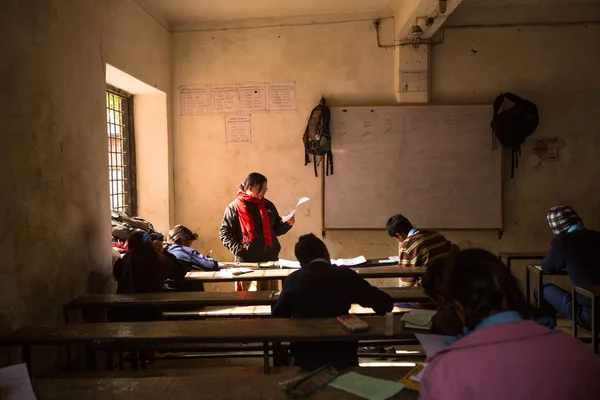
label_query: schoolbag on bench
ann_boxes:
[491,92,539,178]
[303,97,333,177]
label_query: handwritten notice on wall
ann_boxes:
[239,83,267,112]
[181,82,296,115]
[211,84,240,114]
[180,85,210,115]
[400,70,428,93]
[268,82,297,111]
[225,115,252,143]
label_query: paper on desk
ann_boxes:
[331,256,367,266]
[329,371,404,400]
[281,197,310,222]
[415,333,447,358]
[278,259,301,269]
[0,364,37,400]
[388,255,400,262]
[401,309,436,328]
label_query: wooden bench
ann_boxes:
[64,287,430,322]
[524,264,568,307]
[498,252,545,273]
[33,366,418,399]
[0,316,421,373]
[572,285,600,354]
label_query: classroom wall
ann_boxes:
[0,0,171,367]
[173,18,600,290]
[0,0,108,365]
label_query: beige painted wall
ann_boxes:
[0,0,171,367]
[173,19,600,289]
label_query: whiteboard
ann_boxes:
[324,105,502,230]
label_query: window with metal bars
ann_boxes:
[106,85,136,215]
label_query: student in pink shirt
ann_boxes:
[420,249,600,400]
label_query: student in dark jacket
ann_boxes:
[537,206,600,329]
[109,231,164,322]
[220,172,294,291]
[273,233,394,371]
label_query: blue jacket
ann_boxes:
[167,244,219,271]
[541,228,600,306]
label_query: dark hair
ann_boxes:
[240,172,267,192]
[444,249,532,330]
[294,233,329,265]
[421,256,452,302]
[126,230,163,292]
[386,214,414,237]
[167,225,199,245]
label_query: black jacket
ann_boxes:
[219,198,292,262]
[541,228,600,307]
[272,259,394,370]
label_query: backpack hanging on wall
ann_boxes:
[303,97,333,177]
[491,92,539,178]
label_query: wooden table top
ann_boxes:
[574,285,600,297]
[33,367,418,400]
[186,266,427,283]
[0,316,419,347]
[498,252,546,260]
[65,287,429,310]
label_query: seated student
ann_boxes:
[150,232,189,290]
[386,214,456,287]
[109,231,164,322]
[420,249,600,400]
[273,233,393,371]
[537,206,600,330]
[166,225,219,271]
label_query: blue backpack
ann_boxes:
[303,97,333,177]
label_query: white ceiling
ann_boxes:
[137,0,399,25]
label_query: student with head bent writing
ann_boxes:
[386,213,457,287]
[273,234,393,371]
[420,249,600,400]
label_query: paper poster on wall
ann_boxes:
[268,82,297,111]
[211,84,240,114]
[225,115,252,143]
[399,70,428,93]
[239,83,267,112]
[180,85,210,115]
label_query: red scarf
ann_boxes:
[234,189,272,248]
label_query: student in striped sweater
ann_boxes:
[386,213,457,287]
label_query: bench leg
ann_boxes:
[525,268,531,304]
[263,342,270,374]
[572,287,578,339]
[118,350,124,370]
[593,296,598,354]
[536,272,543,308]
[22,345,31,372]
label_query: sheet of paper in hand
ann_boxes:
[282,197,310,222]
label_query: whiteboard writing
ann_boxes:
[268,82,297,111]
[239,83,267,112]
[225,115,252,143]
[180,85,210,115]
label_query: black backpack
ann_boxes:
[303,97,333,177]
[491,92,539,178]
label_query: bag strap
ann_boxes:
[313,155,318,177]
[493,92,527,116]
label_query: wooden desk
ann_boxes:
[64,287,429,319]
[186,266,427,283]
[498,252,546,273]
[1,316,419,373]
[33,367,417,399]
[525,264,568,307]
[572,285,600,354]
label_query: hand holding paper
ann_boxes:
[282,196,309,223]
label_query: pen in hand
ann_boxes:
[206,249,213,257]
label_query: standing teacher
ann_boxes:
[220,172,295,291]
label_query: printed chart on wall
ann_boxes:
[400,70,427,93]
[180,82,296,115]
[225,115,253,143]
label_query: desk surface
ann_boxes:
[65,287,429,310]
[526,264,568,275]
[186,266,427,283]
[498,252,546,260]
[34,367,417,400]
[574,285,600,297]
[1,316,419,347]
